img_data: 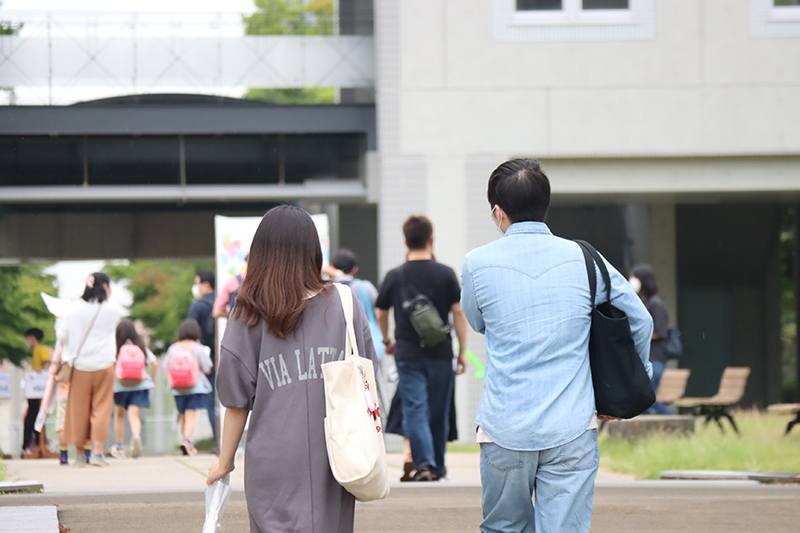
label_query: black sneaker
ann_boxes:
[413,469,433,482]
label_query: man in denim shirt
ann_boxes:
[461,159,653,533]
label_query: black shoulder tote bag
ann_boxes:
[576,240,655,419]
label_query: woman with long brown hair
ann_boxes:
[207,205,378,533]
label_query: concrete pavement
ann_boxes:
[2,454,799,532]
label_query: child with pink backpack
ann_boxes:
[111,320,158,459]
[163,319,213,456]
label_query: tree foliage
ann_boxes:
[105,261,214,354]
[242,0,335,105]
[243,0,334,36]
[0,2,23,36]
[0,265,59,366]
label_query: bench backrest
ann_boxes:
[712,367,751,404]
[656,368,691,404]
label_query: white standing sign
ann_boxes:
[0,372,11,399]
[24,371,49,400]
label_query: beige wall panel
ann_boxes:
[400,0,446,89]
[401,90,548,155]
[440,0,702,89]
[542,156,800,195]
[425,158,468,274]
[549,87,800,155]
[704,0,800,85]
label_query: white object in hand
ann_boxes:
[202,474,232,533]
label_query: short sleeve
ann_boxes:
[195,345,213,373]
[217,346,256,411]
[145,349,156,365]
[375,269,395,310]
[217,318,260,411]
[351,291,379,366]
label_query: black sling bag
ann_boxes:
[576,240,655,419]
[396,265,450,348]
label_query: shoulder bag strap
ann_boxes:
[334,283,362,365]
[575,240,612,304]
[73,303,103,366]
[576,242,597,309]
[396,263,421,303]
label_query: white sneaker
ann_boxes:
[131,435,142,459]
[109,446,126,459]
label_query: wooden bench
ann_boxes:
[676,367,751,434]
[767,403,800,435]
[656,368,691,405]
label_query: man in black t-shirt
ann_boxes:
[376,216,468,481]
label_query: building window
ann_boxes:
[513,0,634,25]
[772,0,800,21]
[751,0,800,36]
[495,0,654,41]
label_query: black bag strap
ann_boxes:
[577,242,597,309]
[395,263,419,304]
[575,240,612,304]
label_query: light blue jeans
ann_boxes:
[480,429,599,533]
[647,360,674,415]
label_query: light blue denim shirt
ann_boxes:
[461,222,653,451]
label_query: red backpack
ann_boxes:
[116,342,147,387]
[169,340,200,393]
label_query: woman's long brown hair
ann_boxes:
[233,205,328,338]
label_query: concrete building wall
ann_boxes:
[375,0,799,435]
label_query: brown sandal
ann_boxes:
[400,458,415,482]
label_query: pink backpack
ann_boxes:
[169,341,200,393]
[116,343,147,387]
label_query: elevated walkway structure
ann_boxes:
[0,10,374,104]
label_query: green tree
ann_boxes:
[0,1,23,36]
[105,261,214,354]
[242,0,336,105]
[0,265,59,366]
[1,1,23,99]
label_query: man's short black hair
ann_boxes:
[25,328,44,341]
[403,216,433,250]
[487,159,551,223]
[196,269,215,290]
[332,249,359,274]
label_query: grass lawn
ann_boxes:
[599,409,800,479]
[0,459,6,482]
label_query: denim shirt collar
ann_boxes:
[503,221,552,237]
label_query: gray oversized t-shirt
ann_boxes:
[217,287,378,533]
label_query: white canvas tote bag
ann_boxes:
[322,283,390,502]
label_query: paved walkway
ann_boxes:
[3,454,799,532]
[0,452,631,493]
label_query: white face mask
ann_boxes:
[629,276,642,293]
[191,284,202,300]
[491,206,505,236]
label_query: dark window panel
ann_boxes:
[583,0,629,9]
[517,0,562,10]
[283,134,362,184]
[0,136,83,186]
[87,137,179,185]
[184,135,280,185]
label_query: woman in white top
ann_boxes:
[57,272,122,467]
